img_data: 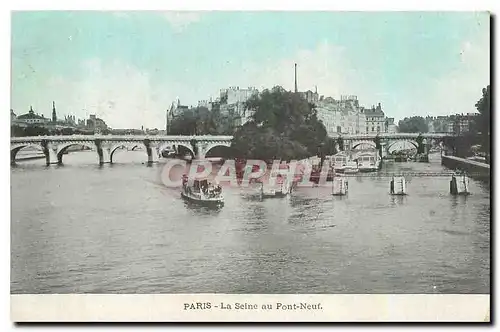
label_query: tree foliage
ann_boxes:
[168,106,237,135]
[373,134,382,158]
[473,85,490,156]
[415,134,425,154]
[10,125,96,137]
[230,86,330,160]
[397,116,428,133]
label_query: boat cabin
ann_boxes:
[357,153,376,166]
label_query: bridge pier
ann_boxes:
[95,139,104,165]
[143,139,160,165]
[41,140,58,166]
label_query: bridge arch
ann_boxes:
[158,142,195,158]
[351,140,376,150]
[56,142,96,164]
[109,143,146,163]
[10,143,44,163]
[387,140,419,153]
[202,142,232,159]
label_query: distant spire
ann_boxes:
[294,63,298,93]
[29,105,33,113]
[315,85,317,94]
[52,101,57,123]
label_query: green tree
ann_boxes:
[231,86,329,160]
[398,116,429,133]
[336,137,344,151]
[169,109,198,135]
[321,137,338,156]
[415,134,425,154]
[169,105,238,135]
[473,85,490,160]
[374,134,382,158]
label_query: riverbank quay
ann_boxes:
[441,155,490,179]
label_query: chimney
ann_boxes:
[294,63,298,93]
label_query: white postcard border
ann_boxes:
[11,294,490,322]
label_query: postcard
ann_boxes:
[10,10,491,322]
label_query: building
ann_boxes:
[197,99,213,111]
[315,95,367,136]
[11,109,17,122]
[426,114,477,134]
[364,103,386,134]
[425,116,453,133]
[299,88,320,105]
[86,114,108,132]
[450,113,478,135]
[63,115,77,127]
[166,99,190,132]
[47,102,80,130]
[219,86,259,126]
[13,106,51,127]
[386,117,397,133]
[52,101,57,123]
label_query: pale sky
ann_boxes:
[11,11,490,129]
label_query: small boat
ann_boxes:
[181,177,224,207]
[357,154,378,173]
[338,161,359,174]
[260,175,292,199]
[390,176,407,195]
[450,173,470,195]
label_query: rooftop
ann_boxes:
[16,107,48,120]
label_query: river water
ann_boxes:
[11,151,490,294]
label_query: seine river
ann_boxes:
[11,151,490,294]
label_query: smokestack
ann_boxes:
[294,63,298,93]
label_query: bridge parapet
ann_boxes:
[10,135,235,165]
[332,133,455,140]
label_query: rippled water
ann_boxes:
[11,151,490,294]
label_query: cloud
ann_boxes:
[12,24,489,130]
[424,23,490,116]
[161,12,203,32]
[15,58,181,129]
[202,40,380,109]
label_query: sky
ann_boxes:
[11,11,490,129]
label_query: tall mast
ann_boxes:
[294,63,298,93]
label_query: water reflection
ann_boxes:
[182,200,224,215]
[389,195,407,207]
[10,153,490,294]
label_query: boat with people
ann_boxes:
[259,174,293,199]
[180,176,224,207]
[356,152,380,172]
[332,152,359,174]
[338,160,359,174]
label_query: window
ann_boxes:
[371,126,374,132]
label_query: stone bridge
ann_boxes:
[10,135,234,165]
[331,132,457,155]
[10,133,459,166]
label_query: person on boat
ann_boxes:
[214,184,222,195]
